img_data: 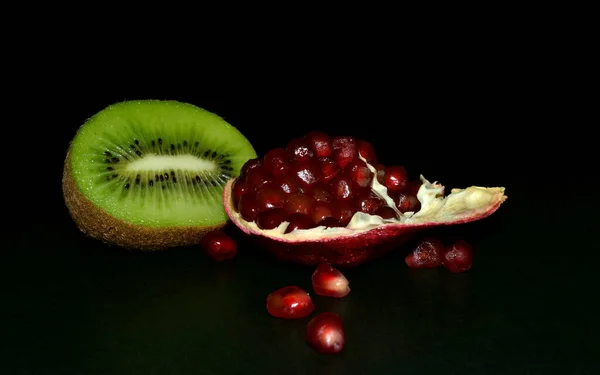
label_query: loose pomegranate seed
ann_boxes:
[344,159,373,188]
[240,158,263,177]
[306,131,333,158]
[284,213,315,233]
[330,199,355,226]
[283,192,315,216]
[256,208,286,230]
[231,178,249,208]
[316,217,343,228]
[266,286,315,319]
[305,312,345,354]
[311,263,350,298]
[384,165,409,193]
[329,174,356,201]
[201,230,237,261]
[373,206,399,220]
[286,138,315,163]
[238,193,261,221]
[332,136,358,169]
[395,192,421,213]
[357,139,377,162]
[317,156,340,183]
[405,237,444,268]
[310,201,334,224]
[442,240,473,273]
[255,185,286,212]
[290,161,322,190]
[263,147,290,177]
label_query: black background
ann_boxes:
[3,31,597,374]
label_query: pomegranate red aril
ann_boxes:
[330,199,355,226]
[290,161,322,190]
[238,193,261,222]
[286,137,315,163]
[240,158,263,177]
[283,193,315,216]
[406,179,423,196]
[284,213,315,233]
[356,192,385,215]
[266,286,315,319]
[201,230,238,261]
[255,185,286,211]
[318,157,340,182]
[316,217,343,228]
[245,166,274,191]
[385,165,409,193]
[332,136,358,169]
[358,139,377,162]
[256,208,286,230]
[395,192,421,213]
[310,183,333,202]
[329,174,356,201]
[263,147,290,177]
[231,178,249,208]
[371,161,386,184]
[344,159,373,188]
[306,131,333,158]
[312,263,350,298]
[405,237,445,268]
[275,174,302,195]
[310,201,334,224]
[374,206,399,220]
[442,240,474,273]
[306,312,345,354]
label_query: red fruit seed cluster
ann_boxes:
[232,131,422,231]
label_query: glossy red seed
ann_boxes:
[332,136,358,169]
[312,263,350,298]
[329,174,356,201]
[356,192,385,215]
[245,166,274,191]
[442,240,474,273]
[310,183,333,202]
[318,157,340,182]
[316,217,343,228]
[405,237,445,268]
[274,174,302,195]
[240,158,263,177]
[373,206,399,220]
[256,208,286,230]
[330,200,355,226]
[263,147,290,177]
[255,185,286,212]
[283,193,315,216]
[357,139,377,162]
[384,165,409,193]
[310,201,335,224]
[344,159,373,188]
[395,192,421,213]
[286,138,315,163]
[290,161,322,190]
[284,213,315,233]
[406,179,423,196]
[266,286,315,319]
[231,178,249,208]
[238,193,260,221]
[371,161,386,184]
[306,312,345,354]
[306,131,333,158]
[201,230,237,261]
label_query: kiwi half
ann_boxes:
[62,100,257,250]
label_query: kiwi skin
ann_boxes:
[62,144,226,251]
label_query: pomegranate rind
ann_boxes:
[223,176,507,266]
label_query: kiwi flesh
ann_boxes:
[62,100,257,250]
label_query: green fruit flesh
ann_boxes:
[68,100,257,227]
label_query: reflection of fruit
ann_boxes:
[305,312,345,354]
[62,100,256,250]
[200,230,237,261]
[223,131,507,267]
[405,237,444,269]
[311,264,350,298]
[443,240,474,273]
[266,286,315,319]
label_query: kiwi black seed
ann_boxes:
[62,99,257,250]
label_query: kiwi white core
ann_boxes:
[126,155,217,174]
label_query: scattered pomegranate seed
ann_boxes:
[384,165,409,193]
[305,312,345,354]
[442,240,474,273]
[266,286,315,319]
[200,230,237,261]
[405,237,444,268]
[311,263,350,298]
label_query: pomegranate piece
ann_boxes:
[310,201,334,224]
[357,139,377,162]
[286,137,315,163]
[231,178,249,208]
[284,213,315,233]
[356,191,385,215]
[200,230,237,261]
[330,199,355,226]
[318,157,340,182]
[274,174,302,195]
[305,312,345,354]
[306,131,333,158]
[255,185,286,211]
[266,286,315,319]
[245,165,274,191]
[310,183,333,202]
[237,193,260,222]
[395,192,421,213]
[332,136,358,169]
[442,240,473,273]
[283,192,315,216]
[385,165,409,193]
[344,159,373,188]
[329,174,357,201]
[405,237,444,268]
[256,208,286,230]
[290,161,322,190]
[311,263,350,298]
[263,147,290,177]
[240,158,263,176]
